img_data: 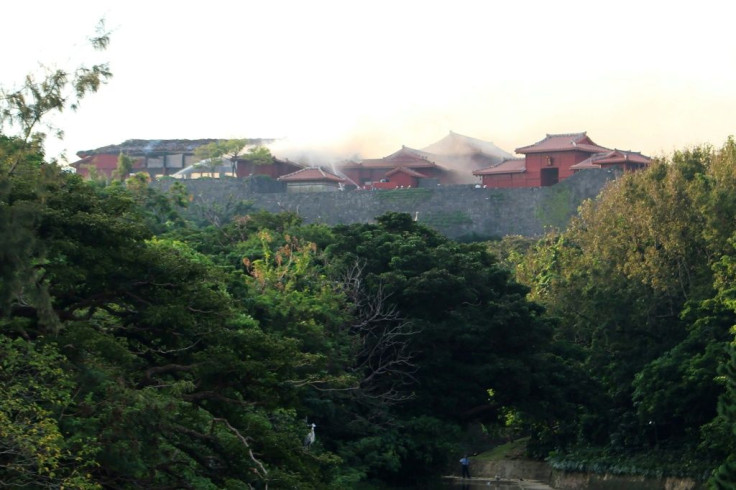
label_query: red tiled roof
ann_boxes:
[70,154,144,170]
[277,166,345,183]
[340,146,441,169]
[384,166,429,178]
[571,150,652,170]
[77,138,277,157]
[516,132,609,154]
[473,158,525,175]
[384,146,436,162]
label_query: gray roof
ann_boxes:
[77,138,277,157]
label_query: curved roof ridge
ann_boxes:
[516,132,608,154]
[278,165,345,182]
[545,131,587,138]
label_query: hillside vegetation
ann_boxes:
[510,140,736,486]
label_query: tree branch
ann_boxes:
[211,417,269,487]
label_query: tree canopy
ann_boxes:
[514,139,736,483]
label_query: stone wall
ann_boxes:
[468,460,704,490]
[157,169,618,238]
[472,459,553,481]
[549,471,704,490]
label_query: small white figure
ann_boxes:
[303,423,316,450]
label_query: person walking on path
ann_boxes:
[459,455,471,479]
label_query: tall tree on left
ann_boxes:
[0,19,111,174]
[0,21,112,488]
[0,19,112,327]
[0,27,348,488]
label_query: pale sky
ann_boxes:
[4,1,736,164]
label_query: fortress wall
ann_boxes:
[156,169,617,239]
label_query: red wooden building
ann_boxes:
[472,158,526,188]
[235,157,302,179]
[570,149,651,172]
[71,139,282,180]
[339,132,512,189]
[71,139,224,178]
[474,132,651,188]
[69,153,144,179]
[339,147,448,189]
[277,166,346,192]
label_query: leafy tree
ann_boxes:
[707,233,736,487]
[0,33,349,487]
[709,341,736,488]
[55,236,340,488]
[516,139,736,476]
[118,173,189,232]
[0,156,346,486]
[632,299,734,448]
[0,19,111,171]
[244,145,274,166]
[111,151,135,182]
[323,212,568,483]
[0,336,99,488]
[193,138,252,176]
[1,20,112,334]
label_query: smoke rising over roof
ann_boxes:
[5,2,735,164]
[419,132,513,183]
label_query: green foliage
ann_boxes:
[0,26,356,488]
[111,152,135,182]
[535,184,573,229]
[327,213,554,419]
[475,437,529,461]
[116,173,189,232]
[323,212,570,483]
[484,234,536,272]
[0,19,110,168]
[193,139,271,175]
[632,299,733,448]
[706,342,736,488]
[245,145,274,166]
[514,139,736,479]
[0,140,344,487]
[548,446,715,480]
[707,230,736,487]
[0,336,100,488]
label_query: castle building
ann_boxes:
[277,166,346,192]
[473,132,651,188]
[70,132,650,190]
[339,132,512,189]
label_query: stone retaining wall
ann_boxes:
[549,471,704,490]
[471,459,552,481]
[468,460,705,490]
[156,169,617,238]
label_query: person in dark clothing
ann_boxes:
[459,455,471,479]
